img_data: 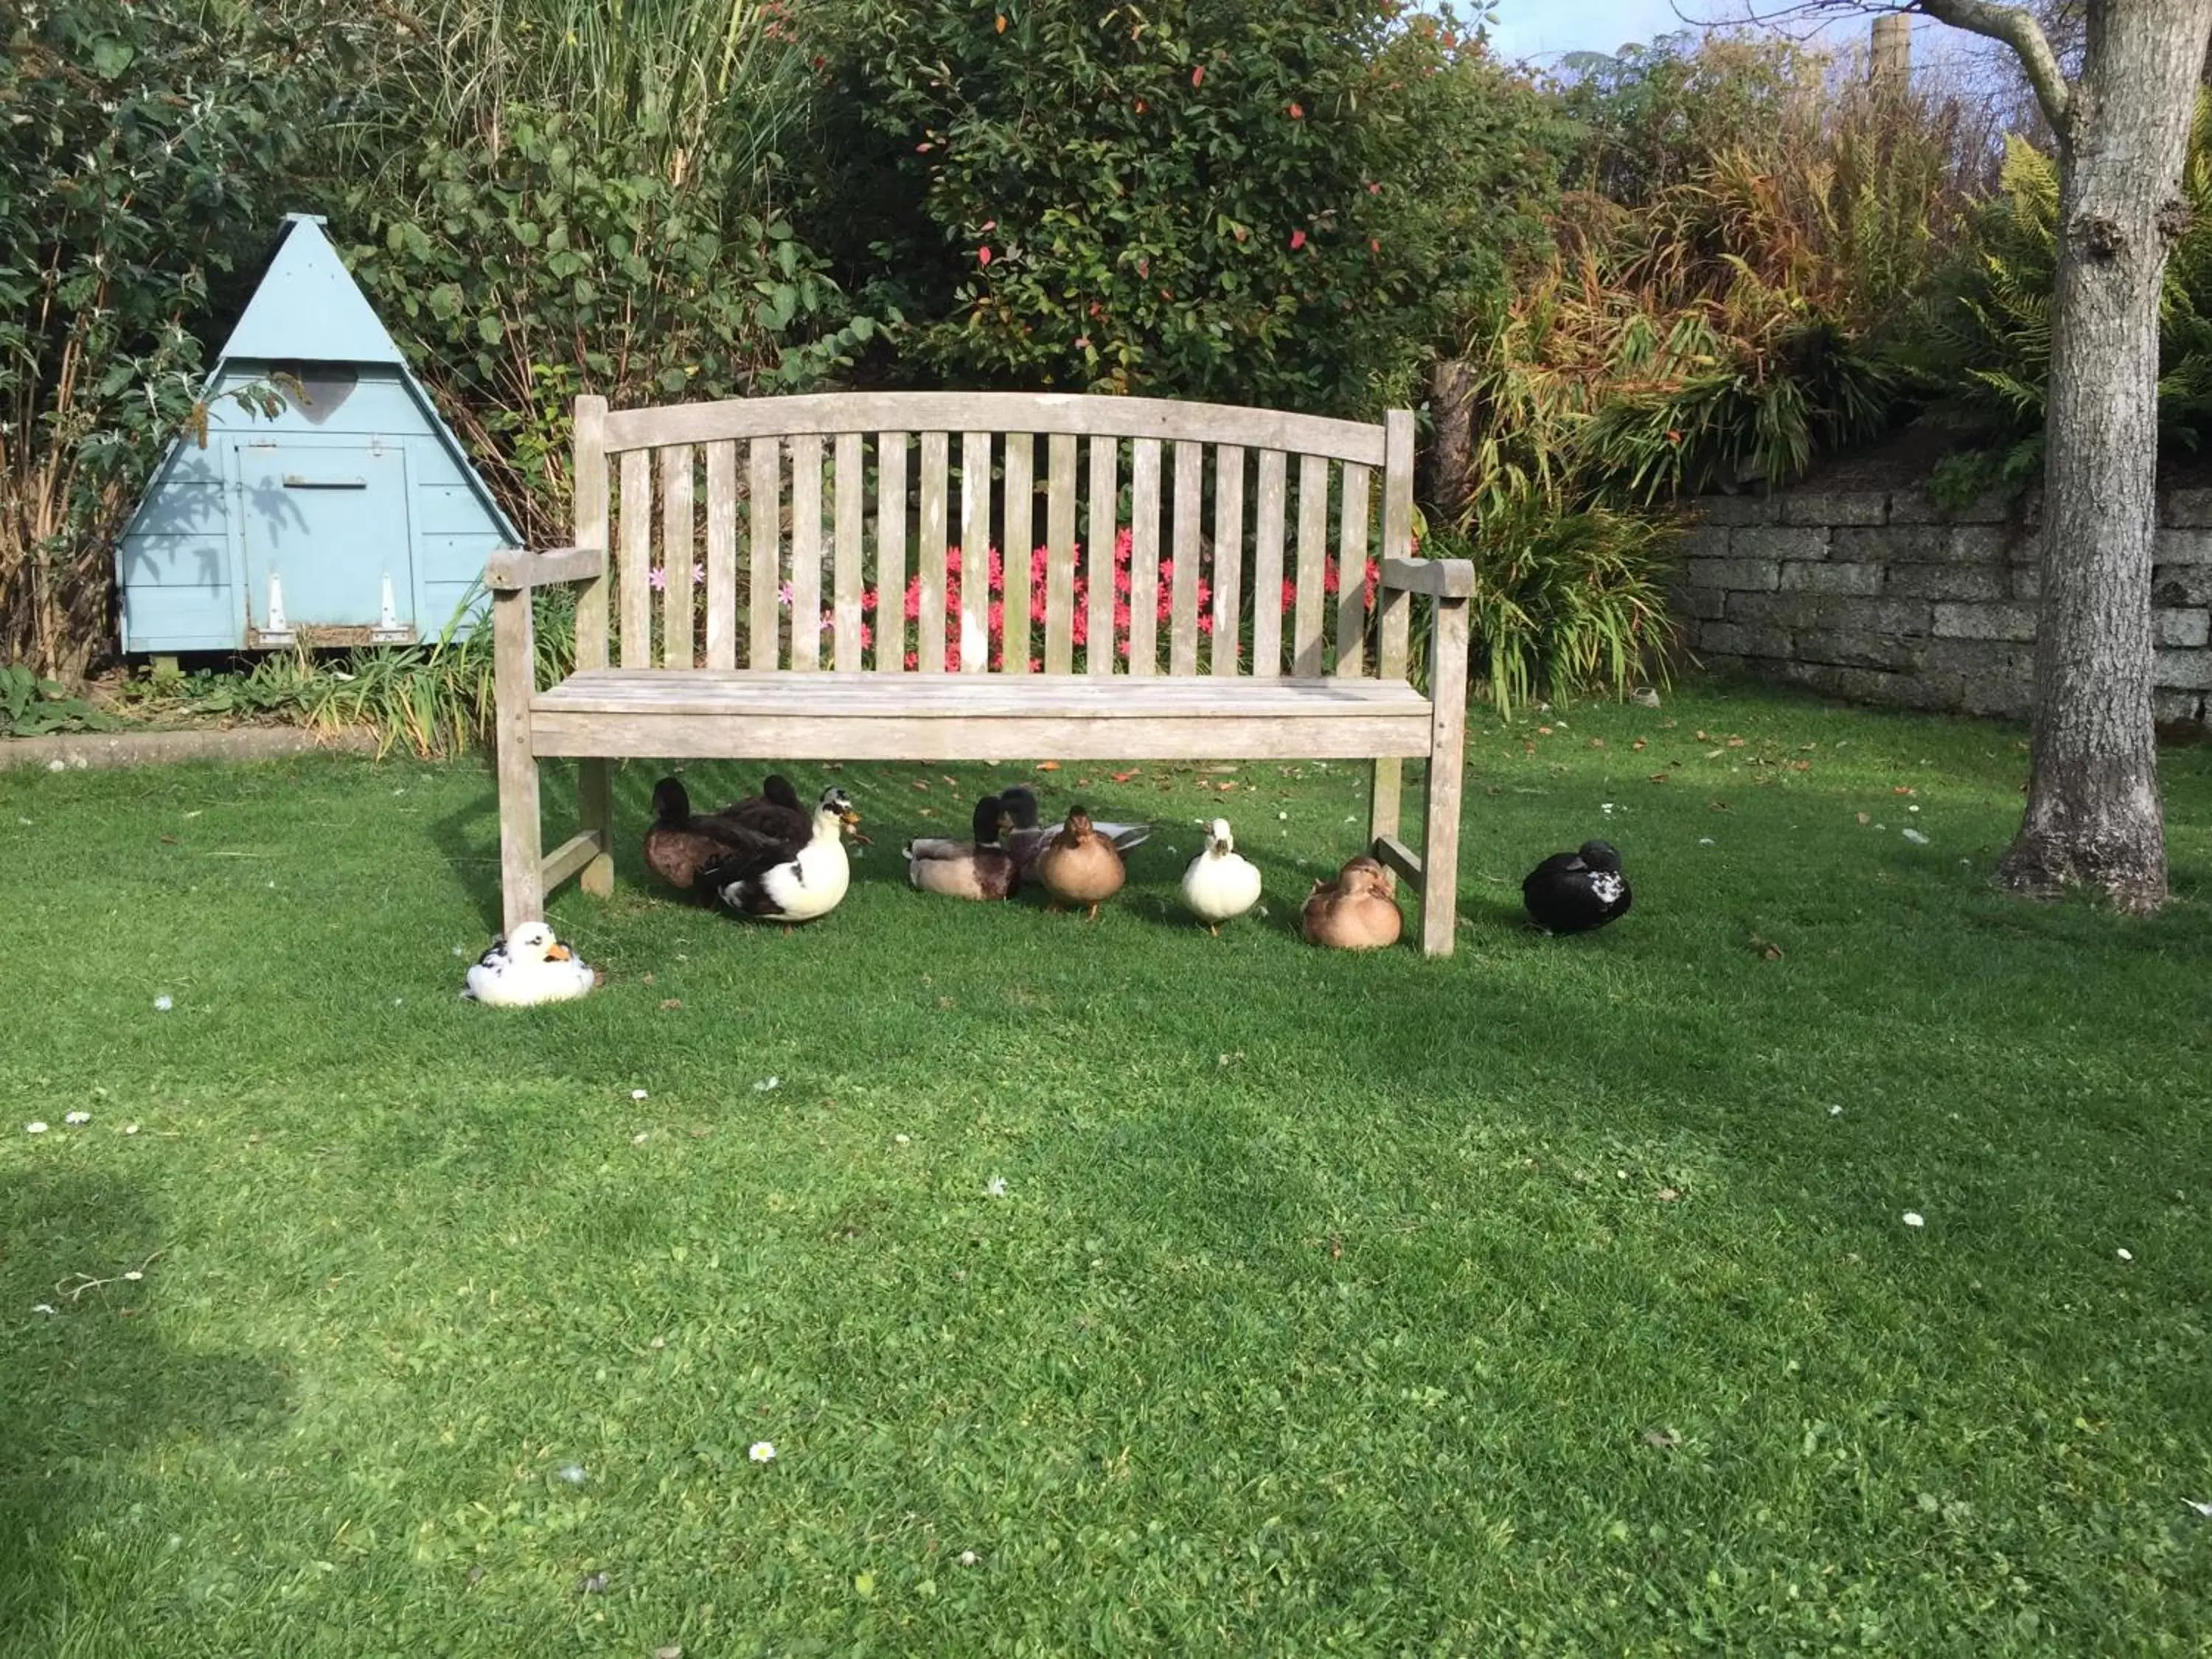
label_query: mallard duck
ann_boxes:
[906,793,1022,900]
[998,784,1149,873]
[1034,804,1127,920]
[726,773,812,844]
[1180,817,1262,934]
[1522,838,1632,934]
[464,920,597,1006]
[705,786,861,924]
[645,776,777,895]
[1301,855,1402,950]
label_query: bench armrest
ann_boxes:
[1379,556,1475,599]
[485,545,607,592]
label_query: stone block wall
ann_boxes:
[1672,486,2212,728]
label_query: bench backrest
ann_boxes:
[571,391,1415,681]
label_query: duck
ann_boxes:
[1180,817,1262,934]
[725,773,813,844]
[644,776,778,895]
[1034,804,1127,919]
[905,793,1023,901]
[997,784,1149,874]
[704,785,861,925]
[1301,855,1402,950]
[1522,838,1632,934]
[464,920,597,1006]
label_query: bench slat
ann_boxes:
[1251,450,1287,678]
[1044,434,1077,674]
[1293,453,1329,679]
[1085,437,1116,677]
[619,449,652,669]
[790,434,823,671]
[1211,445,1244,678]
[960,431,992,673]
[876,432,908,672]
[918,432,950,672]
[602,389,1386,466]
[1170,440,1202,677]
[834,432,866,671]
[1127,439,1161,677]
[1004,433,1034,675]
[705,441,738,669]
[748,438,780,670]
[537,669,1428,715]
[573,394,611,670]
[661,444,695,668]
[1336,462,1370,678]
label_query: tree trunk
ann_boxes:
[1425,356,1477,522]
[1999,0,2212,913]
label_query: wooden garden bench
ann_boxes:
[486,392,1473,953]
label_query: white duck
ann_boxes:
[706,785,860,925]
[464,920,596,1006]
[1180,818,1262,934]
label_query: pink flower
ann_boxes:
[978,246,992,266]
[649,566,668,592]
[777,582,794,608]
[1290,229,1307,251]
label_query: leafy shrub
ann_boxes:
[0,0,395,678]
[812,1,1560,412]
[0,662,120,736]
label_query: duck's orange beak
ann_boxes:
[546,944,571,961]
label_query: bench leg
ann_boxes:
[1369,756,1402,849]
[578,758,615,898]
[493,587,543,933]
[1419,597,1471,957]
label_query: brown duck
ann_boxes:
[644,776,778,896]
[1034,805,1127,920]
[1301,855,1403,950]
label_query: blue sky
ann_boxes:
[1481,1,1860,64]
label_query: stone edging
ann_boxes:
[0,726,383,771]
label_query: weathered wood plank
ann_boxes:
[1127,438,1161,677]
[1382,408,1416,560]
[571,394,611,669]
[534,668,1432,717]
[1169,439,1202,676]
[1421,594,1472,958]
[1086,436,1117,677]
[1210,444,1245,678]
[577,756,613,897]
[619,449,652,669]
[533,712,1430,763]
[959,430,992,673]
[875,432,909,672]
[918,431,950,672]
[485,545,605,591]
[605,389,1386,465]
[1002,433,1034,674]
[1292,453,1329,679]
[704,441,738,669]
[661,444,695,668]
[748,438,781,670]
[1044,433,1077,674]
[1371,414,1417,849]
[789,434,823,671]
[1371,834,1423,888]
[492,588,542,931]
[1380,557,1475,598]
[539,829,606,894]
[1251,449,1287,678]
[833,431,866,670]
[1335,462,1370,678]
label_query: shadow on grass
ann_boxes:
[0,1172,291,1645]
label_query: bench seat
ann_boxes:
[530,670,1436,761]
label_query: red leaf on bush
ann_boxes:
[1192,65,1204,87]
[978,246,992,266]
[1289,229,1307,250]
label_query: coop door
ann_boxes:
[236,442,417,646]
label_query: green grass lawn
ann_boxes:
[4,678,2211,1656]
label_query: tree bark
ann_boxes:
[1997,0,2212,912]
[1426,356,1477,522]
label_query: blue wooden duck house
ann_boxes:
[117,213,517,653]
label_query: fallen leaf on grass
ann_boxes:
[1631,738,1646,751]
[1748,936,1784,961]
[1857,812,1871,824]
[1112,770,1139,783]
[1655,1188,1681,1203]
[660,998,683,1011]
[1036,760,1061,771]
[911,779,931,791]
[1641,1427,1682,1449]
[1726,737,1745,748]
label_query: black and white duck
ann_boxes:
[464,921,597,1006]
[705,786,862,925]
[1521,838,1632,934]
[905,793,1023,901]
